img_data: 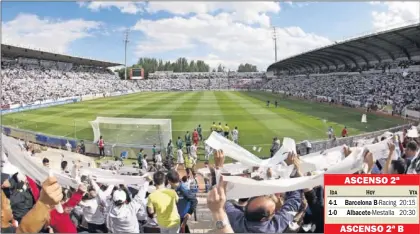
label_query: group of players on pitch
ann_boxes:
[160,122,240,177]
[135,122,240,177]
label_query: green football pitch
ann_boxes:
[2,91,404,156]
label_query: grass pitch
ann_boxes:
[2,91,404,157]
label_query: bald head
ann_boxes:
[245,196,276,222]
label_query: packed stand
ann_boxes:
[263,72,420,114]
[1,58,137,105]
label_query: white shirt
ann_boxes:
[66,142,72,151]
[190,145,197,157]
[155,154,162,163]
[328,128,333,135]
[141,158,148,170]
[232,129,239,140]
[79,181,114,225]
[177,149,183,159]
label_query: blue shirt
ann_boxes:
[175,184,198,218]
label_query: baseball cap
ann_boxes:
[112,190,127,202]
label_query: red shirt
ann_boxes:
[49,190,84,233]
[341,128,347,137]
[26,176,40,201]
[99,139,104,148]
[193,131,199,140]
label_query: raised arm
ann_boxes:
[17,177,63,234]
[63,185,86,208]
[90,175,115,202]
[383,142,396,174]
[129,178,150,212]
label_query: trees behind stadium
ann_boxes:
[116,57,259,79]
[237,63,258,72]
[116,57,211,79]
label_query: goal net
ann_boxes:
[89,117,172,151]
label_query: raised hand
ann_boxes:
[387,141,396,152]
[343,146,352,157]
[207,176,227,213]
[214,149,225,169]
[39,176,63,208]
[78,183,87,193]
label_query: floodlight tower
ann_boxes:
[272,26,278,62]
[124,29,130,80]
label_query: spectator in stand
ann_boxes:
[79,140,86,155]
[98,136,105,157]
[42,158,50,168]
[147,171,180,234]
[214,149,301,233]
[2,175,64,233]
[207,176,234,234]
[402,141,418,171]
[79,176,114,233]
[61,161,69,175]
[7,173,35,223]
[167,170,198,233]
[270,137,281,158]
[66,141,72,152]
[137,148,144,169]
[49,184,86,233]
[106,178,150,233]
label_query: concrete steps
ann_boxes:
[188,195,215,233]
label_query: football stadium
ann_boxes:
[1,2,420,234]
[1,90,407,158]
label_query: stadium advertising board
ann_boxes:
[130,68,144,80]
[1,98,80,115]
[1,104,10,110]
[81,93,104,101]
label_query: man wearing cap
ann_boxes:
[106,178,150,233]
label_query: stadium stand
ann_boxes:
[1,23,420,234]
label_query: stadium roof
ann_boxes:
[1,44,122,67]
[267,23,420,72]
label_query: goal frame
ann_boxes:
[89,116,172,148]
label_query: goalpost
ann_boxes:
[89,117,172,157]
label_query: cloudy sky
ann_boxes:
[2,1,419,70]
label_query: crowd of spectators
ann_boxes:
[2,122,419,233]
[1,59,137,105]
[2,56,419,114]
[1,59,267,105]
[2,55,420,233]
[262,71,420,113]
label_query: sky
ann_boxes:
[2,1,420,71]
